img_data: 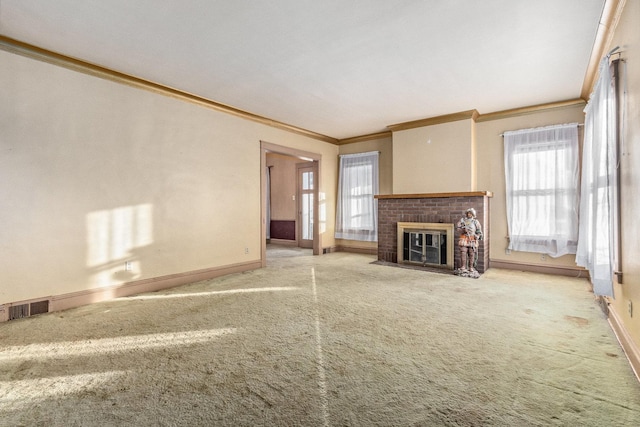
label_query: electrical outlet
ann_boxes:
[244,247,249,254]
[125,261,132,271]
[541,254,547,261]
[505,249,511,255]
[629,300,633,317]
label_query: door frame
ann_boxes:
[261,141,321,267]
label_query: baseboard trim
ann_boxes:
[268,239,297,246]
[335,245,377,255]
[490,259,590,278]
[0,260,262,322]
[0,297,52,322]
[607,306,640,383]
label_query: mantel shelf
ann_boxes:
[375,191,492,200]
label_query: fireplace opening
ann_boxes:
[397,222,454,270]
[403,230,447,266]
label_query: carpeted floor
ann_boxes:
[1,245,639,426]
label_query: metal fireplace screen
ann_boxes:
[403,230,447,267]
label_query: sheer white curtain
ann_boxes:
[335,151,379,241]
[504,123,579,257]
[576,57,619,297]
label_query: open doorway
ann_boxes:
[261,141,321,267]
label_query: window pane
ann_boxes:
[302,193,313,240]
[302,171,313,190]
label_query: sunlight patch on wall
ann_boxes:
[0,328,236,362]
[86,204,154,286]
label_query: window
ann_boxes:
[504,123,580,258]
[335,151,379,241]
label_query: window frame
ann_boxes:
[334,152,379,242]
[504,123,580,257]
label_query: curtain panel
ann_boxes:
[504,123,580,258]
[576,58,619,297]
[335,151,379,242]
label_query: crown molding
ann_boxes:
[387,109,480,132]
[580,0,626,99]
[475,98,586,122]
[0,35,339,144]
[342,97,585,141]
[341,99,586,142]
[336,131,392,145]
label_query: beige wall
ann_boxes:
[266,153,298,221]
[392,119,475,193]
[476,104,586,268]
[606,0,640,352]
[0,49,338,305]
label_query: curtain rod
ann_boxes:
[500,123,583,137]
[339,151,380,157]
[608,46,620,57]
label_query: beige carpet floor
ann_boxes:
[1,245,640,426]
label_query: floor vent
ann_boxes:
[9,304,29,320]
[8,300,50,320]
[30,300,50,316]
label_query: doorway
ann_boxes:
[261,141,321,267]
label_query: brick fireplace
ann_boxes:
[375,192,492,273]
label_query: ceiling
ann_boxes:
[0,0,606,140]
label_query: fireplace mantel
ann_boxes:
[375,191,493,200]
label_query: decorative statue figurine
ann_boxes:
[454,208,483,278]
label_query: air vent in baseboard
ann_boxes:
[30,300,49,315]
[8,300,50,320]
[9,304,29,320]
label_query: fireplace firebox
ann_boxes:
[397,222,454,270]
[403,230,447,266]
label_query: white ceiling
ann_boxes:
[0,0,606,140]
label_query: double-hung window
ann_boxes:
[335,151,379,242]
[504,123,580,258]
